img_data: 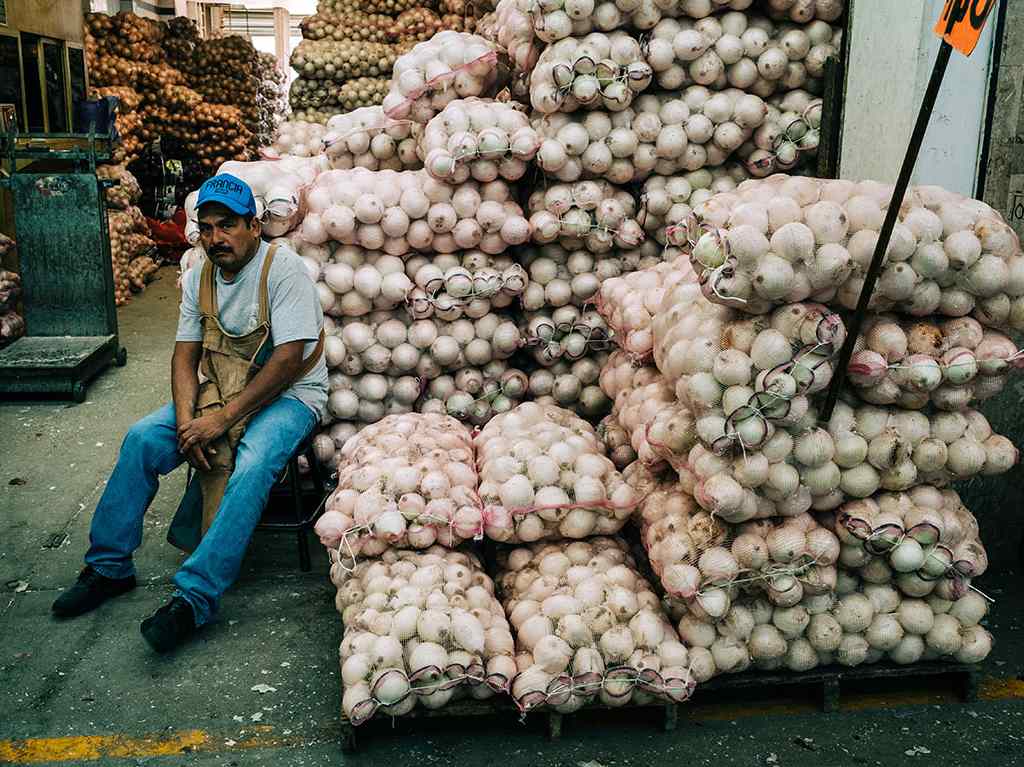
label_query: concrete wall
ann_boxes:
[1,0,86,43]
[840,0,997,197]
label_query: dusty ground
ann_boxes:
[1,268,1023,767]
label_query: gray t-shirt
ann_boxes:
[176,240,328,421]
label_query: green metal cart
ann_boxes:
[0,126,127,401]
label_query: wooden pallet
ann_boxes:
[338,661,979,752]
[340,697,513,753]
[340,697,679,753]
[695,661,980,713]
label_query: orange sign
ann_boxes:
[934,0,998,56]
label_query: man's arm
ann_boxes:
[171,340,202,428]
[171,340,211,469]
[172,264,211,469]
[176,340,307,454]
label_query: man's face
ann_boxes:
[197,203,261,275]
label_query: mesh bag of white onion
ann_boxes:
[675,175,1024,333]
[667,573,992,680]
[496,536,697,711]
[322,105,422,171]
[314,413,485,558]
[596,254,697,361]
[383,32,509,124]
[653,274,846,456]
[475,403,638,542]
[823,487,990,602]
[626,462,840,623]
[333,547,516,724]
[632,389,1017,527]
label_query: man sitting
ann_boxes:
[52,174,328,653]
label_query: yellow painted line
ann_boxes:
[0,731,209,764]
[979,677,1024,700]
[1,677,1023,763]
[0,726,293,765]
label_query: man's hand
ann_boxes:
[177,411,230,454]
[184,443,212,471]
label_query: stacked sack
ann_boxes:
[248,29,523,459]
[479,0,849,420]
[294,36,535,463]
[164,18,287,166]
[476,402,703,712]
[476,0,840,230]
[257,52,290,147]
[234,0,1016,725]
[550,7,845,338]
[313,402,690,719]
[291,0,490,123]
[0,235,25,348]
[84,13,290,174]
[186,88,536,463]
[287,4,708,716]
[276,14,717,460]
[599,171,1015,680]
[85,12,195,157]
[289,0,414,124]
[253,2,848,468]
[316,398,693,720]
[108,202,159,306]
[186,35,265,159]
[315,413,519,723]
[84,12,163,165]
[101,162,161,306]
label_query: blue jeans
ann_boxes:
[85,397,316,626]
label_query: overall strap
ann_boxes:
[295,329,326,380]
[257,243,279,326]
[198,257,218,318]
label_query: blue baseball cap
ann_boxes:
[196,173,258,218]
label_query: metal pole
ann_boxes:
[273,7,290,74]
[820,40,954,421]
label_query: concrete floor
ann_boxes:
[2,268,1024,766]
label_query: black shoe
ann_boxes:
[52,566,136,618]
[140,596,197,653]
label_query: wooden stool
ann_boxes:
[256,434,328,572]
[173,434,328,571]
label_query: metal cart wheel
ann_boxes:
[72,381,87,403]
[115,347,128,367]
